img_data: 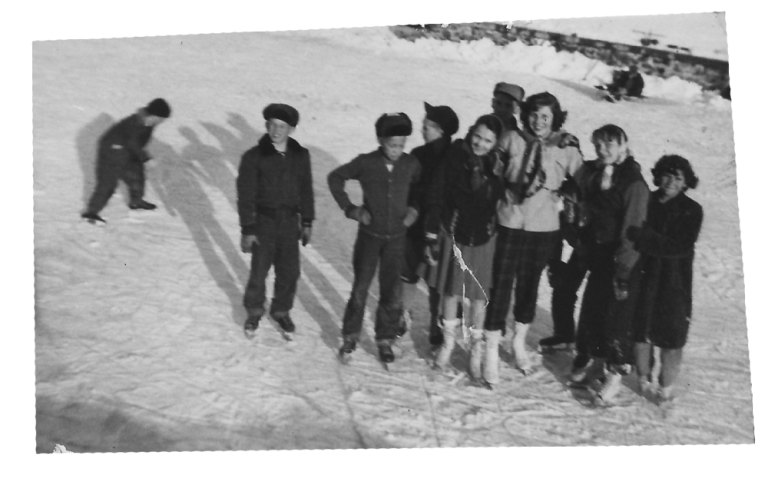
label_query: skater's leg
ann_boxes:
[484,226,519,333]
[271,212,300,317]
[342,232,380,337]
[427,286,443,345]
[243,217,277,319]
[659,347,683,389]
[122,161,147,206]
[548,252,587,344]
[634,342,654,393]
[85,156,119,215]
[375,236,405,342]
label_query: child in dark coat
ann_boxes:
[399,102,459,346]
[82,98,171,223]
[237,103,315,338]
[328,113,422,363]
[631,155,703,402]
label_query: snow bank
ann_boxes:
[313,27,729,109]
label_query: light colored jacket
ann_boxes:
[495,129,583,232]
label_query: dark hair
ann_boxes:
[652,155,699,189]
[467,114,505,142]
[591,124,628,145]
[521,92,567,132]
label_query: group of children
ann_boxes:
[83,86,703,405]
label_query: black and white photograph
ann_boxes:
[10,0,765,492]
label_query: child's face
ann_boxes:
[659,170,686,200]
[379,136,407,162]
[422,118,444,144]
[470,124,498,157]
[528,105,554,139]
[266,119,294,146]
[593,138,627,166]
[492,93,518,120]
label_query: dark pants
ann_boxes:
[485,227,559,332]
[550,251,589,342]
[86,149,145,214]
[576,243,641,367]
[342,230,405,341]
[243,211,300,318]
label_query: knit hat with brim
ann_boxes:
[263,103,300,127]
[146,98,171,118]
[375,112,412,137]
[424,102,459,136]
[493,82,525,103]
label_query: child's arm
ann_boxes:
[632,202,703,257]
[236,150,259,236]
[327,156,369,222]
[614,180,651,283]
[299,149,315,229]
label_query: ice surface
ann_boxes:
[33,27,751,453]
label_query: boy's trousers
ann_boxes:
[87,149,146,213]
[243,208,301,318]
[342,230,405,341]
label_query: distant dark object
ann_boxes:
[640,38,659,47]
[721,85,731,100]
[606,67,645,100]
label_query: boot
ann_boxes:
[129,199,157,210]
[428,317,443,347]
[482,329,502,386]
[468,326,484,381]
[81,212,106,224]
[338,334,358,359]
[243,314,261,340]
[512,322,532,375]
[596,367,623,403]
[377,339,395,363]
[434,318,459,369]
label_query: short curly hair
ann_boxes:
[591,124,628,145]
[652,154,699,189]
[521,92,567,133]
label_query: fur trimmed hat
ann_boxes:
[263,103,300,127]
[424,102,459,136]
[146,98,171,118]
[375,112,412,137]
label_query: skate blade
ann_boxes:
[243,329,257,340]
[279,330,294,341]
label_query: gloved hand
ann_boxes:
[345,205,372,225]
[301,226,312,246]
[402,207,419,228]
[558,133,580,150]
[241,234,259,253]
[613,277,629,301]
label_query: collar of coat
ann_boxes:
[257,134,302,155]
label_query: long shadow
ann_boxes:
[548,78,607,102]
[147,137,249,327]
[76,113,115,211]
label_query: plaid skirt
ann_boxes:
[423,229,496,301]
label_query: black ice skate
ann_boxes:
[428,318,443,347]
[338,335,357,363]
[129,199,157,210]
[81,212,106,224]
[243,315,261,340]
[272,313,295,341]
[377,340,395,364]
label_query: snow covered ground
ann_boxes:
[33,25,752,455]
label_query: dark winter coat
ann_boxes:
[237,135,315,236]
[424,139,505,247]
[579,157,650,281]
[98,113,154,165]
[407,136,452,240]
[327,149,421,239]
[633,190,703,349]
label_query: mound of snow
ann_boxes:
[312,26,729,110]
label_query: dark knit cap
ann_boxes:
[263,103,300,127]
[146,98,171,118]
[375,112,412,137]
[493,82,525,103]
[424,102,459,136]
